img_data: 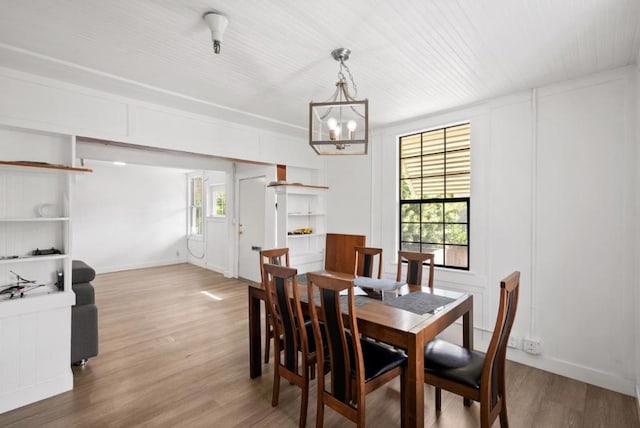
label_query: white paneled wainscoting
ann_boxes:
[328,65,638,396]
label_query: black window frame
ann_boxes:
[398,123,470,270]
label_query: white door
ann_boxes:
[238,176,265,282]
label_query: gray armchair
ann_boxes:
[71,260,99,365]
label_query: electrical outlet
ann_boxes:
[523,337,541,354]
[507,336,521,349]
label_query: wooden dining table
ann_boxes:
[247,270,474,428]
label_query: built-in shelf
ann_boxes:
[287,213,325,216]
[287,233,326,239]
[0,289,75,317]
[0,217,69,222]
[0,160,92,174]
[267,182,328,190]
[0,254,68,265]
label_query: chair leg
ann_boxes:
[315,397,324,428]
[435,387,442,411]
[264,313,271,363]
[272,367,280,407]
[400,367,406,427]
[480,400,491,428]
[299,378,309,428]
[356,396,366,428]
[499,400,509,427]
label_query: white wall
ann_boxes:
[0,66,321,170]
[326,155,372,236]
[71,160,187,273]
[327,66,637,395]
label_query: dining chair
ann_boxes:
[263,263,317,428]
[396,250,435,289]
[423,271,520,428]
[259,248,290,363]
[306,272,407,427]
[354,246,383,279]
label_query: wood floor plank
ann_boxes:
[0,263,637,428]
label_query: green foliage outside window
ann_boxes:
[399,123,470,269]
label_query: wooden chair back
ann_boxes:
[354,246,383,278]
[263,264,309,374]
[306,272,364,421]
[259,248,290,286]
[396,250,435,288]
[263,263,314,427]
[482,271,520,410]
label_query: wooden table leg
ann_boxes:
[462,297,473,406]
[248,287,262,379]
[404,334,424,428]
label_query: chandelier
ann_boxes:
[309,48,368,155]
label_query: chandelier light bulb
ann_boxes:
[327,117,338,130]
[347,120,357,140]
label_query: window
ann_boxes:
[399,123,470,270]
[189,177,203,235]
[208,184,226,217]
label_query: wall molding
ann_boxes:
[440,324,635,396]
[95,258,187,275]
[636,384,640,422]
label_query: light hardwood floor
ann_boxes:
[1,264,638,427]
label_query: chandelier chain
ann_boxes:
[338,60,358,99]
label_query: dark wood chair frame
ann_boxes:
[263,263,316,428]
[306,272,406,428]
[396,250,435,289]
[354,246,383,279]
[424,271,520,428]
[259,248,290,363]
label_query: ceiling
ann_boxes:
[0,0,638,136]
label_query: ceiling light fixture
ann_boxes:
[309,48,368,155]
[203,11,229,54]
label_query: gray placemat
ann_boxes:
[300,289,374,309]
[382,292,455,315]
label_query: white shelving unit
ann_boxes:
[272,183,328,274]
[0,126,91,413]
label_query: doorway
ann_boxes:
[237,176,266,282]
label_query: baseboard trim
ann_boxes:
[95,258,187,274]
[636,384,640,422]
[0,371,73,414]
[439,325,635,396]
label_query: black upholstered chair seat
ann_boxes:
[424,338,484,389]
[347,335,407,382]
